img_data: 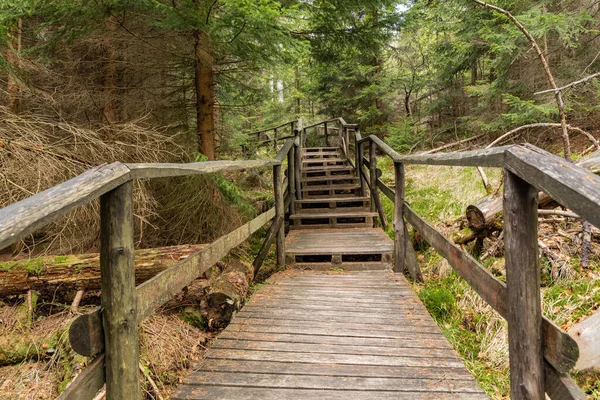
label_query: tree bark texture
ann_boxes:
[194,29,216,160]
[0,244,206,297]
[206,259,254,330]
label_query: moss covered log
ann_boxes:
[0,244,205,297]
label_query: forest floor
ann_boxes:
[377,156,600,399]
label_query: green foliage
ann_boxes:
[385,119,424,153]
[418,285,456,321]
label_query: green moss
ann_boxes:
[181,307,206,329]
[26,259,44,275]
[54,256,69,263]
[0,261,18,272]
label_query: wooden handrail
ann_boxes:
[339,126,592,399]
[246,120,298,136]
[0,159,280,252]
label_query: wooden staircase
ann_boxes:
[285,146,394,270]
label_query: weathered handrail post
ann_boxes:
[355,130,367,197]
[394,162,405,273]
[100,181,140,400]
[294,121,303,200]
[273,163,285,266]
[323,121,328,147]
[369,141,387,228]
[273,128,278,150]
[288,145,296,215]
[503,170,544,400]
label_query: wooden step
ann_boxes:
[300,183,360,192]
[302,165,354,173]
[303,168,354,179]
[302,175,358,184]
[285,228,394,270]
[295,197,370,212]
[303,152,340,158]
[301,183,361,198]
[290,210,377,229]
[302,158,346,167]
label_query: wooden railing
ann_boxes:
[246,120,300,150]
[345,131,594,399]
[0,137,301,399]
[296,118,594,398]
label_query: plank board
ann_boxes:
[285,228,393,255]
[171,271,486,399]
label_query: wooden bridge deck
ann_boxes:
[172,271,487,399]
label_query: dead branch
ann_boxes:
[472,0,572,159]
[422,133,485,154]
[537,209,581,218]
[534,71,600,95]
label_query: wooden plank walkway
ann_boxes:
[172,271,487,399]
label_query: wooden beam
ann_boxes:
[100,181,140,399]
[403,204,579,373]
[504,169,543,399]
[273,164,285,266]
[394,162,405,273]
[0,162,131,252]
[126,159,278,179]
[56,354,105,400]
[505,144,600,228]
[544,361,586,400]
[253,217,284,278]
[287,146,296,216]
[369,142,387,229]
[69,208,276,359]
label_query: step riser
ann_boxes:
[303,147,338,152]
[285,253,393,271]
[303,170,353,178]
[290,222,373,230]
[302,161,345,167]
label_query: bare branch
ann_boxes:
[534,71,600,95]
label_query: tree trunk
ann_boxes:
[0,244,205,297]
[205,259,253,330]
[295,65,301,116]
[194,29,216,160]
[6,18,23,114]
[102,16,119,124]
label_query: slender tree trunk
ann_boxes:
[194,29,216,160]
[6,18,23,114]
[295,65,301,116]
[102,17,118,124]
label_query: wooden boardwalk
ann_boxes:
[172,271,487,399]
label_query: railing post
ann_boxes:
[273,128,278,151]
[323,122,328,147]
[273,163,285,266]
[356,136,367,197]
[100,181,140,400]
[394,162,405,273]
[288,146,296,215]
[503,170,544,400]
[369,141,387,228]
[295,119,303,200]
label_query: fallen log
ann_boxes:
[206,259,253,330]
[0,244,205,297]
[466,153,600,230]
